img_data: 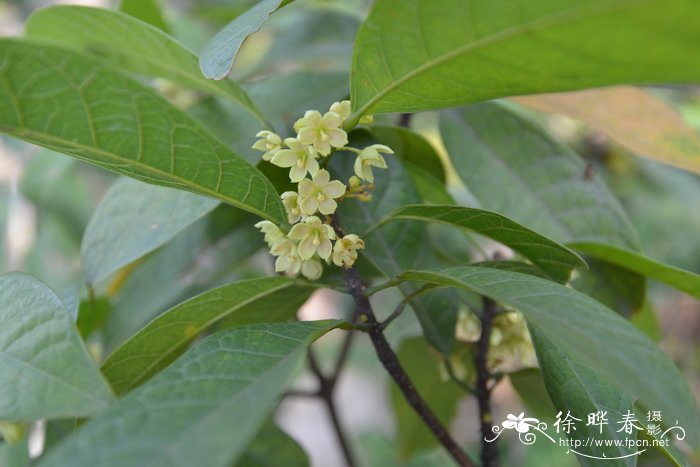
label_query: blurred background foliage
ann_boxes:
[0,0,697,466]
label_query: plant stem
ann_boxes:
[330,215,476,467]
[474,297,499,467]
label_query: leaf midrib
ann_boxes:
[354,0,646,116]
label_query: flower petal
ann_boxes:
[317,239,332,260]
[299,197,318,216]
[298,237,316,260]
[270,150,299,168]
[322,111,342,128]
[289,164,307,183]
[318,198,337,215]
[288,224,309,240]
[323,180,346,199]
[328,128,348,148]
[361,164,374,183]
[314,169,331,185]
[298,127,316,145]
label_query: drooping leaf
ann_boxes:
[333,131,458,354]
[440,103,640,249]
[102,277,317,395]
[396,266,700,446]
[515,87,700,175]
[120,0,169,32]
[391,337,463,458]
[235,421,309,467]
[199,0,293,80]
[0,39,285,224]
[40,321,341,467]
[81,177,219,285]
[351,0,700,117]
[571,256,646,316]
[0,273,114,420]
[381,204,585,282]
[508,368,557,420]
[569,242,700,300]
[532,330,636,466]
[25,6,265,121]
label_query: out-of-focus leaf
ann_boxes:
[199,0,293,80]
[40,321,342,467]
[569,243,700,299]
[382,205,585,283]
[81,177,219,285]
[120,0,169,32]
[515,87,700,175]
[235,421,309,467]
[0,184,7,271]
[571,256,646,316]
[102,277,317,395]
[508,368,557,419]
[0,39,285,224]
[391,337,463,458]
[76,297,111,339]
[0,434,29,467]
[25,6,264,121]
[0,273,113,420]
[396,266,700,446]
[350,0,700,117]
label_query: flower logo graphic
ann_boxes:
[501,412,540,433]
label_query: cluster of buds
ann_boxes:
[253,101,391,280]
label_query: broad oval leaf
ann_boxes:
[440,102,640,249]
[120,0,169,32]
[25,6,265,122]
[397,266,700,447]
[102,277,317,395]
[39,321,341,467]
[199,0,293,80]
[81,177,219,285]
[236,421,309,467]
[0,272,113,420]
[351,0,700,117]
[0,39,286,224]
[515,87,700,175]
[569,242,700,299]
[381,204,586,282]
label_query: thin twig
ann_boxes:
[330,215,476,467]
[444,358,475,396]
[378,284,441,331]
[474,297,499,467]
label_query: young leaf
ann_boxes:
[381,204,586,282]
[351,0,700,117]
[515,87,700,175]
[440,102,640,249]
[25,6,265,122]
[0,273,114,420]
[81,177,219,285]
[0,39,286,224]
[102,277,317,395]
[569,242,700,299]
[396,266,700,446]
[40,321,341,467]
[199,0,293,80]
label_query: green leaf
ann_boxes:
[381,204,585,283]
[0,272,114,420]
[396,266,700,447]
[235,421,309,467]
[199,0,293,80]
[370,126,453,205]
[515,86,700,176]
[102,277,317,395]
[39,320,341,467]
[333,132,457,353]
[0,39,286,224]
[391,337,463,458]
[350,0,700,117]
[508,368,557,419]
[120,0,169,32]
[569,242,700,300]
[25,6,265,121]
[532,330,637,466]
[440,103,640,249]
[81,177,219,285]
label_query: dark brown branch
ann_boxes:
[474,297,499,467]
[330,215,476,467]
[398,113,412,128]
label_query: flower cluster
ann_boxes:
[253,101,389,280]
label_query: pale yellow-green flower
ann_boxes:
[332,234,365,268]
[270,138,319,182]
[251,130,283,161]
[330,100,351,121]
[298,169,346,216]
[281,191,302,224]
[353,144,392,183]
[288,216,336,260]
[271,238,302,276]
[296,110,348,155]
[301,257,324,280]
[254,220,285,248]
